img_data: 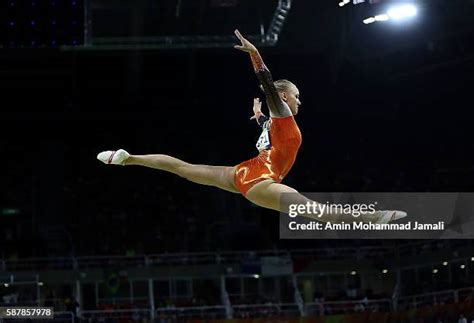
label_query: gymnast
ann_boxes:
[97,30,406,224]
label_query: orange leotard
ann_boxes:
[234,115,302,195]
[234,50,302,195]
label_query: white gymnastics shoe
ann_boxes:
[97,149,130,165]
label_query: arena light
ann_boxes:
[374,14,389,21]
[442,261,448,266]
[387,4,417,20]
[471,256,474,261]
[362,3,417,25]
[338,0,350,7]
[3,283,9,287]
[432,269,438,274]
[382,269,388,274]
[363,17,376,24]
[461,264,466,269]
[253,274,260,279]
[350,271,357,275]
[339,0,365,7]
[38,282,44,286]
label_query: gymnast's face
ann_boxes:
[280,84,301,115]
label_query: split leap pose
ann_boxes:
[97,30,406,224]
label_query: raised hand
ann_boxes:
[234,29,257,53]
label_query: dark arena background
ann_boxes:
[2,0,474,322]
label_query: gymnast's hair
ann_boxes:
[260,79,294,93]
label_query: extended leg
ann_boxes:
[97,150,239,193]
[127,154,239,193]
[245,180,406,223]
[244,180,346,223]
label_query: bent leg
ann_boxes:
[125,154,239,193]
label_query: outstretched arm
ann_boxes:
[234,30,291,118]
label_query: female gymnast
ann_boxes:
[97,30,406,224]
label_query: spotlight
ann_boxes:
[350,271,357,275]
[362,3,418,25]
[338,0,350,7]
[433,269,438,274]
[363,17,376,24]
[4,283,9,287]
[461,264,466,269]
[374,14,389,21]
[387,4,417,20]
[382,269,388,274]
[253,274,260,279]
[442,261,448,266]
